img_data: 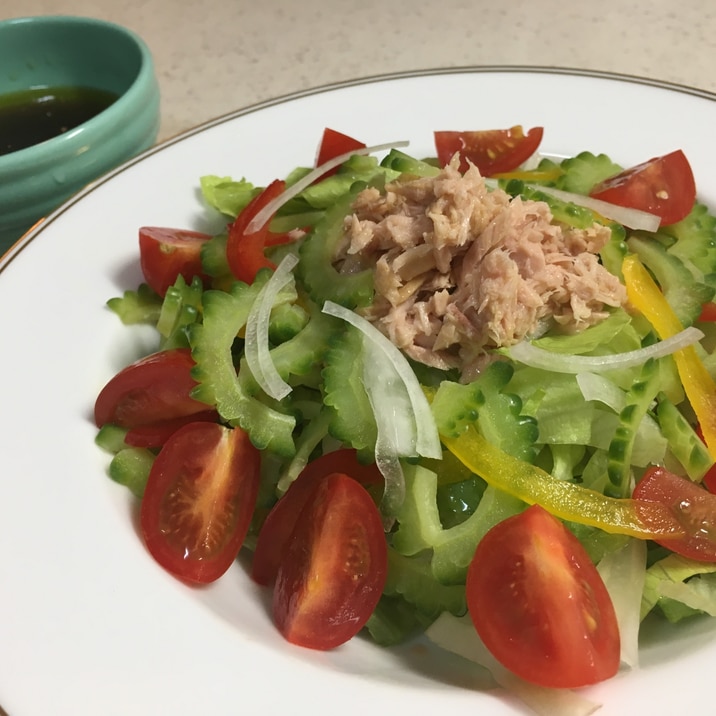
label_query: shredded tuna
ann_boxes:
[335,156,627,378]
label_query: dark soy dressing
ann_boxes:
[0,86,119,155]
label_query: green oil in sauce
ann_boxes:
[0,85,119,155]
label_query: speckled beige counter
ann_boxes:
[6,0,716,143]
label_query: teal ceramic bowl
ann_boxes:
[0,15,160,253]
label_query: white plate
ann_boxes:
[3,67,716,716]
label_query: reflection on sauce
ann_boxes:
[0,85,119,155]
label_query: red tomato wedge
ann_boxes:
[466,504,620,688]
[124,409,219,449]
[315,128,366,178]
[251,449,383,586]
[632,466,716,561]
[139,227,212,297]
[94,348,210,428]
[226,179,287,284]
[589,150,696,226]
[434,126,544,175]
[297,448,384,489]
[272,472,387,650]
[140,422,261,584]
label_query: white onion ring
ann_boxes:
[507,326,704,374]
[244,254,298,400]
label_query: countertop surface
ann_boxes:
[6,0,716,143]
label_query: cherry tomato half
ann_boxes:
[466,504,620,688]
[434,126,544,175]
[315,127,366,177]
[633,466,716,561]
[140,422,261,584]
[589,150,696,226]
[94,348,210,429]
[139,227,212,297]
[251,449,383,586]
[124,409,219,449]
[272,472,387,649]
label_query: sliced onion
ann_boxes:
[244,254,299,400]
[323,300,441,514]
[361,339,418,454]
[597,539,647,670]
[524,183,661,232]
[485,177,661,231]
[576,372,627,412]
[362,344,411,514]
[322,300,441,459]
[361,336,422,516]
[246,140,410,233]
[507,326,704,374]
[658,578,716,616]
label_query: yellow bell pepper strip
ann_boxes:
[622,254,716,459]
[441,428,685,540]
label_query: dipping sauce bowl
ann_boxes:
[0,15,160,252]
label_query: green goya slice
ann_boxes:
[322,323,378,457]
[297,190,374,309]
[238,301,339,397]
[606,358,661,498]
[628,234,714,327]
[157,275,204,349]
[431,361,538,464]
[106,283,163,325]
[188,279,296,457]
[108,447,154,498]
[657,396,714,481]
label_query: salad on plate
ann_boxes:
[93,125,716,714]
